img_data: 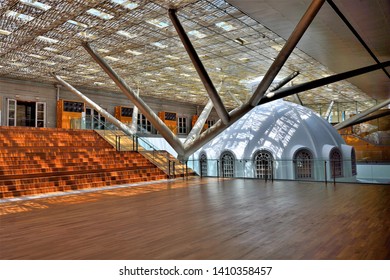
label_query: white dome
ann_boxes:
[195,100,356,180]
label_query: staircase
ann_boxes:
[140,151,196,178]
[0,126,167,199]
[96,129,197,178]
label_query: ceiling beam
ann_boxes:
[326,0,390,79]
[263,61,390,103]
[249,0,326,106]
[169,9,230,125]
[335,98,390,130]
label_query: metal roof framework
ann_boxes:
[0,0,379,113]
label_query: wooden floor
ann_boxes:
[1,178,389,260]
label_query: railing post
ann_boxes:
[186,161,188,179]
[168,160,171,179]
[333,160,336,185]
[217,160,220,178]
[173,162,176,179]
[324,160,327,185]
[200,160,203,178]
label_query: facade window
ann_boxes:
[351,148,357,176]
[330,148,343,178]
[221,151,235,178]
[294,149,313,180]
[178,117,188,134]
[254,150,273,179]
[200,153,208,176]
[207,120,215,128]
[137,113,153,133]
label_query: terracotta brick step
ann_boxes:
[0,153,150,164]
[0,134,109,140]
[0,157,151,167]
[0,148,116,156]
[0,174,167,199]
[0,143,110,148]
[0,161,157,177]
[0,141,110,147]
[0,150,144,159]
[0,162,158,179]
[0,167,167,193]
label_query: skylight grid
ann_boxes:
[20,0,51,11]
[6,11,35,22]
[87,8,114,20]
[0,0,376,108]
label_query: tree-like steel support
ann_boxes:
[74,0,385,160]
[184,81,224,144]
[130,87,139,134]
[293,94,304,106]
[265,71,300,98]
[325,100,335,121]
[82,42,185,155]
[169,9,230,125]
[182,61,389,159]
[249,0,325,106]
[184,98,214,145]
[227,90,243,106]
[268,71,300,94]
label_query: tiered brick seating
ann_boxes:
[0,126,167,198]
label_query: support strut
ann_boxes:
[51,73,136,137]
[82,42,185,155]
[249,0,325,106]
[334,98,390,130]
[169,9,230,125]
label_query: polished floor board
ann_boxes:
[0,178,389,259]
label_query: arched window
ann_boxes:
[294,149,313,180]
[200,153,208,177]
[330,148,343,178]
[351,148,357,176]
[254,150,273,179]
[221,152,235,178]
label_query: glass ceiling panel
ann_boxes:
[0,0,375,110]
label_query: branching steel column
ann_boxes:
[334,98,390,130]
[183,103,253,159]
[325,100,335,121]
[249,0,325,106]
[182,61,389,158]
[227,90,243,106]
[130,88,139,134]
[169,9,230,125]
[269,71,300,93]
[184,98,214,145]
[82,42,185,155]
[51,73,136,137]
[262,61,390,103]
[265,71,300,98]
[294,94,304,106]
